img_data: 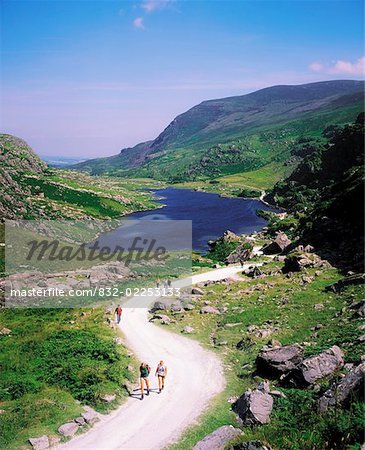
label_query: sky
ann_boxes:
[1,0,364,158]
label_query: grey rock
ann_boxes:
[0,327,11,335]
[170,302,183,313]
[81,409,99,425]
[233,389,273,425]
[192,287,204,295]
[287,345,344,386]
[193,425,241,450]
[182,326,194,334]
[325,274,365,293]
[183,303,195,310]
[100,394,116,402]
[74,417,86,426]
[314,303,324,310]
[262,232,291,255]
[58,422,79,436]
[201,306,221,315]
[256,344,303,376]
[225,243,253,264]
[318,362,365,412]
[150,301,167,312]
[29,436,50,450]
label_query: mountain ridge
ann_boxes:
[69,80,364,182]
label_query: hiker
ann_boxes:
[155,360,167,393]
[139,362,151,399]
[114,304,122,324]
[167,279,172,288]
[156,278,161,288]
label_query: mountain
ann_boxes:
[0,134,160,220]
[70,80,364,183]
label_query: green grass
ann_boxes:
[164,262,364,450]
[0,308,136,450]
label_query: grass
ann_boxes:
[0,308,136,450]
[163,261,364,450]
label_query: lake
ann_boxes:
[122,188,276,252]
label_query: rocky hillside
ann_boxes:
[0,134,161,221]
[0,135,48,219]
[153,232,365,450]
[266,113,364,271]
[70,80,364,183]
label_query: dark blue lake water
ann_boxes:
[123,188,276,252]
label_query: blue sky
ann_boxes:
[1,0,364,157]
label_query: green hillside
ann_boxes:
[70,80,364,185]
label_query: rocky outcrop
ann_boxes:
[256,344,304,376]
[325,273,365,293]
[284,345,344,386]
[262,232,291,255]
[318,362,365,412]
[233,389,273,425]
[193,425,241,450]
[282,252,327,273]
[225,242,253,264]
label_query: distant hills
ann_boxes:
[69,80,364,183]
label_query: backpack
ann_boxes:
[140,365,150,377]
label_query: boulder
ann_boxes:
[262,232,291,255]
[256,344,304,376]
[318,362,365,412]
[81,409,99,425]
[201,306,221,315]
[225,243,253,264]
[183,303,195,310]
[100,394,116,403]
[325,273,365,293]
[74,417,86,426]
[283,252,325,273]
[0,327,11,336]
[192,287,204,295]
[150,301,167,312]
[245,267,263,279]
[236,337,255,351]
[233,389,273,425]
[170,302,183,313]
[182,326,194,334]
[29,436,49,450]
[58,422,79,436]
[285,345,344,386]
[193,425,241,450]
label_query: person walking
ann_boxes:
[155,360,167,393]
[139,362,151,399]
[114,304,122,324]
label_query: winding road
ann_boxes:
[57,264,249,450]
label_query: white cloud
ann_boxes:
[309,56,365,76]
[309,62,324,72]
[133,17,145,29]
[142,0,174,13]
